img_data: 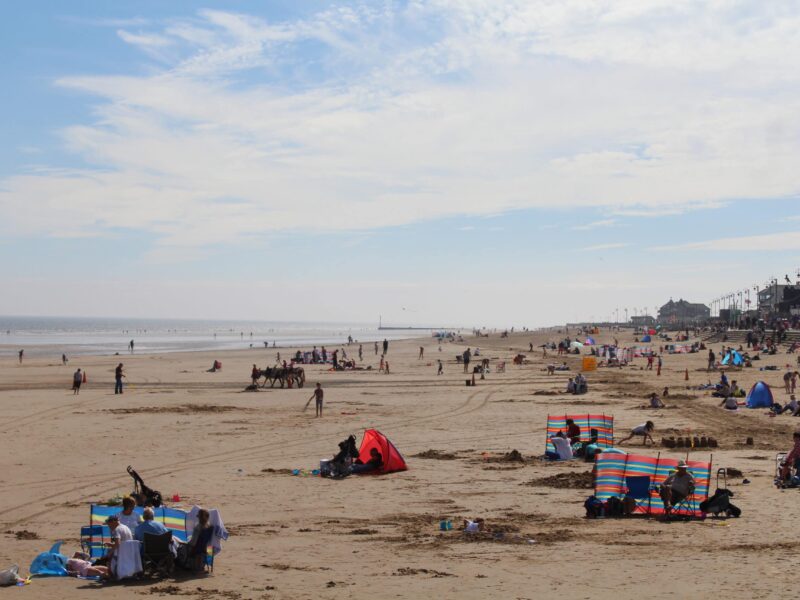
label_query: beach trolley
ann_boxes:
[594,452,712,518]
[545,414,614,454]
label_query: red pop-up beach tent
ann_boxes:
[357,429,408,474]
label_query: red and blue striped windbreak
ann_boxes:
[594,453,712,516]
[545,414,614,452]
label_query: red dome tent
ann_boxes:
[357,429,408,474]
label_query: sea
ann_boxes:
[0,316,444,358]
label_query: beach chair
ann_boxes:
[496,361,506,373]
[142,532,174,577]
[624,475,653,514]
[668,490,697,521]
[80,525,106,560]
[180,527,214,573]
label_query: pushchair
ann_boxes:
[127,466,163,507]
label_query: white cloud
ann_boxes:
[571,219,617,231]
[117,29,173,48]
[651,231,800,252]
[580,242,631,251]
[4,2,800,250]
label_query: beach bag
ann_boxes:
[584,496,604,518]
[29,542,67,576]
[604,496,624,517]
[0,565,19,586]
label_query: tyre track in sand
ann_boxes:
[0,385,497,527]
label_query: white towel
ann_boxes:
[113,540,142,579]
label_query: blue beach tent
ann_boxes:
[746,381,774,409]
[721,351,743,366]
[641,335,651,342]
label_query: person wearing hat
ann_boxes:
[659,460,695,513]
[104,515,133,564]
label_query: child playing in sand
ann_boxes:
[618,421,655,445]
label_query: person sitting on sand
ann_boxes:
[566,378,576,393]
[720,396,739,411]
[350,448,383,474]
[566,419,581,444]
[618,421,655,445]
[659,459,695,513]
[66,552,109,579]
[649,393,665,408]
[545,431,573,460]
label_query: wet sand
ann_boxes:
[1,329,799,599]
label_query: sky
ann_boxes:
[2,0,800,327]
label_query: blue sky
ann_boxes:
[2,1,800,326]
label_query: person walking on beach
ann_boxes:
[308,383,324,418]
[18,349,23,364]
[114,363,126,394]
[129,339,134,353]
[419,346,424,359]
[62,353,68,365]
[73,368,83,395]
[463,348,471,373]
[358,344,363,361]
[383,339,389,355]
[374,341,378,355]
[437,360,443,375]
[251,364,260,386]
[707,349,716,371]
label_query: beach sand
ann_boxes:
[1,330,799,599]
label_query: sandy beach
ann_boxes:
[2,329,799,599]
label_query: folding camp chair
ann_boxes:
[80,525,106,560]
[624,475,653,515]
[180,527,214,573]
[667,490,697,521]
[143,532,174,578]
[496,361,506,373]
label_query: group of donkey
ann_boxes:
[254,365,306,388]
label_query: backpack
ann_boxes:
[584,495,604,518]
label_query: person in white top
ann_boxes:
[116,497,142,531]
[720,396,739,411]
[545,432,573,460]
[618,421,655,445]
[104,515,133,564]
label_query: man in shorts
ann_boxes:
[309,383,324,417]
